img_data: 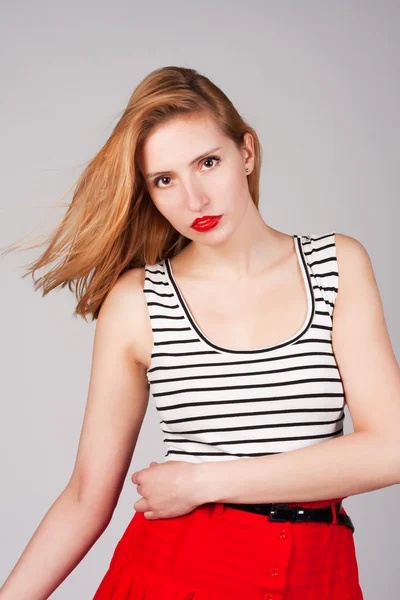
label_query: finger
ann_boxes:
[133,498,149,512]
[144,510,156,519]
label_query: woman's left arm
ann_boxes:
[197,233,400,505]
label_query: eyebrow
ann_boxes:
[145,146,223,179]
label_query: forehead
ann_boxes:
[138,114,228,172]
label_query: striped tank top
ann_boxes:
[143,232,345,463]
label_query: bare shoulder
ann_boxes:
[334,232,378,294]
[334,232,373,272]
[333,230,389,347]
[97,266,152,369]
[106,266,147,305]
[333,231,381,316]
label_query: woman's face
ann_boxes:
[137,113,255,244]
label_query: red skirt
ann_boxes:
[92,497,363,600]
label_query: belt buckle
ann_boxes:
[269,503,304,523]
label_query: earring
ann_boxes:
[245,167,250,173]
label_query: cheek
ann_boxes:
[150,193,176,216]
[218,170,249,210]
[153,197,184,227]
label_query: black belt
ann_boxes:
[224,501,355,534]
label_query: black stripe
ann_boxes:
[164,428,344,446]
[148,363,339,385]
[161,404,345,424]
[161,414,345,434]
[152,377,343,397]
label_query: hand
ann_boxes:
[131,460,206,520]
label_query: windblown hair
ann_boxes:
[2,66,262,321]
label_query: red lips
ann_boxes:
[191,215,222,232]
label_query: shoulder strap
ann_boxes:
[301,232,339,318]
[143,261,192,358]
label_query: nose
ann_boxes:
[182,178,210,212]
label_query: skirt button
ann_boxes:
[277,529,287,539]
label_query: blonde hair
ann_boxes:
[2,66,263,321]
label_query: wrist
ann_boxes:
[193,462,220,504]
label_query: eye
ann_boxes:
[152,175,172,189]
[152,155,221,189]
[202,155,221,170]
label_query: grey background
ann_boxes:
[1,1,399,598]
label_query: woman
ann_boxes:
[1,66,399,600]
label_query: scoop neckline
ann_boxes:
[163,234,315,355]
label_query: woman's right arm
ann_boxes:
[0,268,151,600]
